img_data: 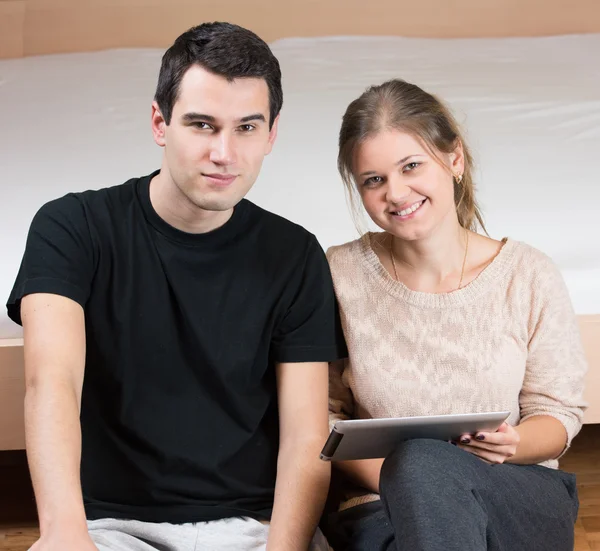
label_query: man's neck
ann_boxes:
[149,168,233,235]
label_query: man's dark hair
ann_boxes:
[154,22,283,129]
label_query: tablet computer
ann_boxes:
[320,411,511,461]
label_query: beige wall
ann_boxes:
[580,316,600,425]
[1,0,600,59]
[0,342,26,451]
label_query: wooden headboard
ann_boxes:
[1,0,599,59]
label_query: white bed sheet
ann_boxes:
[1,34,599,339]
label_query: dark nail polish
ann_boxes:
[460,437,471,444]
[476,434,485,441]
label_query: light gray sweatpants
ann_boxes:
[88,517,331,551]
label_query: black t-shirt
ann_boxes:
[7,171,347,523]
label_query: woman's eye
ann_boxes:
[363,176,383,187]
[404,162,420,172]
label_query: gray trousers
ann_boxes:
[325,438,579,551]
[88,517,331,551]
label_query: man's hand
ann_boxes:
[30,529,99,551]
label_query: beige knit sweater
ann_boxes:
[327,234,588,509]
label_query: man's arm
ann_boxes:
[22,293,98,550]
[266,361,331,551]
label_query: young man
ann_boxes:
[7,22,346,551]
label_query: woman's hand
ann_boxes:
[455,422,520,464]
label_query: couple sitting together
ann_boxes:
[8,21,586,551]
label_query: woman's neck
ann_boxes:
[389,221,469,293]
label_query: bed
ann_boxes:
[1,33,599,449]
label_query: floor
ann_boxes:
[564,424,600,550]
[1,424,599,550]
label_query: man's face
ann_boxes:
[152,65,278,212]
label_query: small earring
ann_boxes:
[454,173,463,185]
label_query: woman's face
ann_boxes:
[353,129,464,241]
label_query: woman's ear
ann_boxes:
[449,139,465,176]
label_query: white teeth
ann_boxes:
[395,200,424,217]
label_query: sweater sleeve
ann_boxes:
[329,359,356,431]
[519,254,588,455]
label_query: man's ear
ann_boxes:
[265,114,280,155]
[151,101,167,147]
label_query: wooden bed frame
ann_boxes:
[2,316,599,449]
[1,0,599,450]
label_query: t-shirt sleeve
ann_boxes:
[6,195,96,325]
[271,235,348,364]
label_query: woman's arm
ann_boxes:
[457,416,567,465]
[459,255,588,464]
[329,360,385,493]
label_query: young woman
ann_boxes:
[325,79,587,551]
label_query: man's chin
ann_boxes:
[192,193,244,213]
[185,180,254,212]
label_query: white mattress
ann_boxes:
[1,34,599,339]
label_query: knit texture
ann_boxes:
[327,233,588,510]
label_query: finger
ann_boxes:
[457,444,506,464]
[457,433,475,444]
[472,430,516,446]
[460,439,516,457]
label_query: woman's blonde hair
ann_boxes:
[338,79,485,232]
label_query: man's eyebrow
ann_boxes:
[180,113,267,124]
[238,114,266,123]
[181,113,216,123]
